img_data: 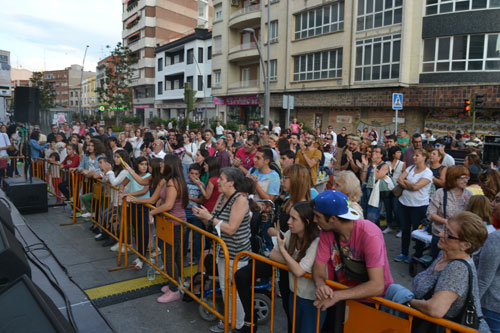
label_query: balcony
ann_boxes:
[229,4,261,29]
[161,62,186,76]
[228,42,259,62]
[227,80,260,94]
[160,89,184,100]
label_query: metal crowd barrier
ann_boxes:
[231,251,477,333]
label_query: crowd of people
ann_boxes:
[2,118,500,333]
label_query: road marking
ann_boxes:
[84,264,198,300]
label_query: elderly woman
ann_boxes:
[193,167,251,332]
[477,192,500,331]
[409,212,489,331]
[332,170,364,218]
[427,165,473,260]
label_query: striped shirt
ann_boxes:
[213,193,251,261]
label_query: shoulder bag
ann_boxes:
[334,232,369,283]
[392,165,415,197]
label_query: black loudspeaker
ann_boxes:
[483,135,500,165]
[0,275,75,333]
[0,198,15,234]
[14,86,40,124]
[3,177,48,214]
[0,220,31,287]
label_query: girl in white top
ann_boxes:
[130,128,144,159]
[270,201,325,333]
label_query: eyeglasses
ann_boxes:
[444,228,462,241]
[283,176,289,180]
[458,176,470,181]
[434,144,443,148]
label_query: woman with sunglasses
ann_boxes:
[426,165,473,260]
[409,212,488,331]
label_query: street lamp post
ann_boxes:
[79,45,89,120]
[243,3,270,128]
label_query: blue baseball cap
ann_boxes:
[313,190,360,220]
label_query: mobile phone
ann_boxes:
[279,230,285,240]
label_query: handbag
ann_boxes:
[334,233,369,283]
[0,157,8,169]
[392,165,416,197]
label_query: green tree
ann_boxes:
[30,72,56,109]
[96,42,135,126]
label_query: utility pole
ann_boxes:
[79,45,89,120]
[265,0,270,128]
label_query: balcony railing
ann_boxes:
[127,0,138,12]
[230,4,260,20]
[229,42,257,54]
[228,80,259,89]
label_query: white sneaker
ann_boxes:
[383,228,394,234]
[110,243,130,252]
[209,320,225,333]
[396,231,402,238]
[80,212,91,218]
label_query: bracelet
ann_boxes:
[208,216,215,226]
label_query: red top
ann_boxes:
[61,154,80,169]
[203,177,220,213]
[493,215,500,230]
[235,147,256,170]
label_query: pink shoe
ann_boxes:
[161,285,170,293]
[157,291,181,303]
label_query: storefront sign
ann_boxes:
[226,96,259,106]
[214,97,225,105]
[336,115,352,124]
[133,104,153,109]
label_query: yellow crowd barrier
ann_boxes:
[231,251,477,333]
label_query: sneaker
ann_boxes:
[383,227,394,234]
[110,243,130,252]
[156,290,180,303]
[161,285,170,293]
[80,212,91,218]
[394,254,410,263]
[210,320,225,333]
[396,231,402,238]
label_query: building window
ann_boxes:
[295,2,345,40]
[207,46,212,60]
[270,21,278,43]
[355,34,401,81]
[293,49,342,81]
[357,0,403,32]
[158,58,163,71]
[186,76,194,88]
[269,60,277,81]
[426,0,500,15]
[70,91,73,97]
[213,37,222,55]
[44,74,54,79]
[422,33,500,72]
[214,70,221,86]
[207,74,212,88]
[198,47,204,63]
[214,4,223,22]
[157,81,163,95]
[187,49,194,64]
[197,75,203,91]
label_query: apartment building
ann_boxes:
[122,0,213,124]
[0,50,11,121]
[155,28,214,121]
[82,75,97,114]
[211,0,500,135]
[43,65,95,109]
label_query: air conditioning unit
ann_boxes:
[231,0,240,7]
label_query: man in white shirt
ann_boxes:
[326,125,337,147]
[434,138,455,167]
[215,121,224,139]
[150,139,166,159]
[273,122,281,136]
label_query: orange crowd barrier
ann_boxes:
[231,251,477,333]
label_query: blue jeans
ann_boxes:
[397,201,428,257]
[288,292,326,333]
[382,193,399,229]
[259,216,274,252]
[130,203,149,256]
[484,308,500,333]
[363,187,382,226]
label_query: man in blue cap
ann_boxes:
[311,190,393,330]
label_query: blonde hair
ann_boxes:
[335,171,362,202]
[466,195,492,225]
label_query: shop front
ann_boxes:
[215,95,261,128]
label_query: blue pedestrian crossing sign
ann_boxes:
[392,93,403,110]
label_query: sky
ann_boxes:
[0,0,123,73]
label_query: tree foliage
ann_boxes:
[30,72,56,109]
[95,42,135,125]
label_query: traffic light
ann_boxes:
[98,105,105,112]
[474,94,484,110]
[184,82,195,112]
[464,99,471,114]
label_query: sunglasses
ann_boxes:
[444,228,462,241]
